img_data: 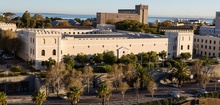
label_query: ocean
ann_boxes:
[1,12,214,23]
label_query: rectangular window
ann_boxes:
[181,45,183,50]
[201,45,203,48]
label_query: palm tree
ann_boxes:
[158,50,167,68]
[32,91,46,105]
[171,61,191,87]
[97,83,111,105]
[137,67,153,88]
[0,92,7,105]
[67,86,83,105]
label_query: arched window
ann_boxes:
[53,49,56,55]
[43,39,45,44]
[54,38,56,44]
[187,45,190,50]
[41,50,45,56]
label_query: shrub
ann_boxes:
[10,66,22,72]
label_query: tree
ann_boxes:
[180,52,191,60]
[158,20,172,27]
[74,18,81,23]
[147,81,157,100]
[46,62,67,96]
[108,64,124,90]
[93,53,103,64]
[171,61,191,87]
[3,12,15,22]
[97,83,111,105]
[58,21,71,26]
[124,63,137,86]
[67,86,83,105]
[32,91,46,105]
[64,69,83,91]
[32,14,45,21]
[118,81,129,105]
[75,53,89,65]
[0,92,7,105]
[137,66,153,88]
[81,20,92,26]
[119,53,137,64]
[82,65,94,94]
[63,54,74,70]
[0,30,21,54]
[106,19,116,24]
[159,50,167,68]
[133,80,140,103]
[21,11,31,27]
[103,51,117,64]
[43,57,56,68]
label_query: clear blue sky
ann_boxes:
[0,0,219,18]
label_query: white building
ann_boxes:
[194,35,220,57]
[0,22,16,32]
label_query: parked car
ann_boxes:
[196,88,208,94]
[59,94,67,100]
[168,83,181,88]
[168,91,180,98]
[2,54,14,60]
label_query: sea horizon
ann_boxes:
[0,12,214,23]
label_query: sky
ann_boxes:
[0,0,220,18]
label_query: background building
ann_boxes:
[96,4,148,24]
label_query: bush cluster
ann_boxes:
[198,91,220,98]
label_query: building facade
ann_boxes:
[96,4,148,24]
[194,35,220,57]
[15,27,194,69]
[0,22,16,33]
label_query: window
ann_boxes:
[187,45,190,50]
[205,52,207,55]
[41,50,45,56]
[181,45,183,50]
[61,50,63,55]
[30,48,32,54]
[142,44,144,46]
[210,40,212,44]
[182,37,184,41]
[205,45,207,49]
[194,38,196,42]
[33,49,34,55]
[201,45,203,48]
[88,46,90,48]
[209,53,211,56]
[201,39,203,43]
[214,46,216,50]
[205,40,207,43]
[33,38,34,43]
[54,38,56,44]
[209,46,211,49]
[197,39,199,42]
[213,53,216,56]
[214,41,216,44]
[116,45,118,47]
[53,49,56,55]
[201,51,203,55]
[129,44,131,47]
[43,39,45,44]
[102,45,104,48]
[189,37,190,41]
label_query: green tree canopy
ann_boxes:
[63,54,74,70]
[0,92,7,105]
[180,52,191,60]
[75,53,89,65]
[67,86,83,105]
[32,91,46,105]
[21,11,31,28]
[103,51,117,64]
[97,83,111,105]
[58,21,71,27]
[92,53,103,64]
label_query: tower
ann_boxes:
[215,12,220,34]
[135,4,148,24]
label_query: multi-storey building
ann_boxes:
[193,35,220,57]
[96,4,148,24]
